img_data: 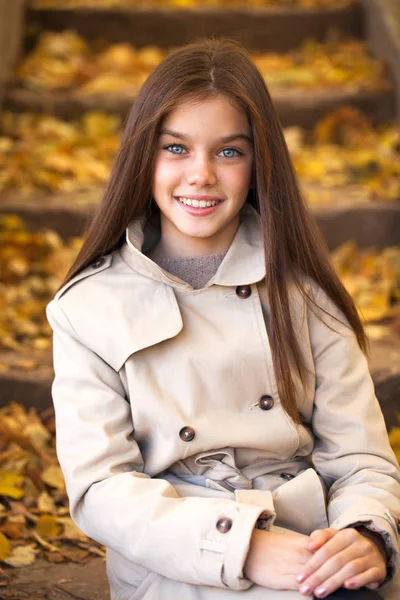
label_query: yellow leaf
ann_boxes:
[388,428,400,448]
[0,532,11,561]
[37,491,56,513]
[58,517,87,542]
[0,470,24,499]
[35,515,61,538]
[3,544,37,567]
[41,466,65,490]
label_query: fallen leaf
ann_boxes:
[35,515,62,537]
[0,533,11,561]
[45,551,64,563]
[37,491,56,513]
[41,466,65,490]
[58,517,87,542]
[3,544,37,567]
[0,470,24,499]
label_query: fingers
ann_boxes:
[298,528,352,584]
[307,528,337,553]
[302,562,383,598]
[366,582,379,590]
[343,571,382,592]
[298,547,365,597]
[296,529,386,598]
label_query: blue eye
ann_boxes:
[165,144,187,155]
[220,148,241,158]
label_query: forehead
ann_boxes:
[161,95,250,137]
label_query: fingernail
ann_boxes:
[315,587,327,597]
[300,584,311,594]
[311,529,320,535]
[297,574,306,583]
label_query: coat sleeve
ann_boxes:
[46,299,273,590]
[308,286,400,583]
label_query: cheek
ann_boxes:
[153,158,181,192]
[220,164,252,193]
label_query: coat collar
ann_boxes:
[120,204,266,289]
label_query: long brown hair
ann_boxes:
[62,37,367,423]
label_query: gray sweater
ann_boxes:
[154,253,226,290]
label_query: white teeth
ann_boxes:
[177,197,219,208]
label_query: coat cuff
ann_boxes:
[331,509,399,586]
[199,491,275,591]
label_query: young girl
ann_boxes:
[46,38,400,600]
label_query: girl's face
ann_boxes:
[152,94,254,257]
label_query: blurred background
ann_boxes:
[0,0,399,596]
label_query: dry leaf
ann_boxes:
[0,533,11,561]
[1,516,25,540]
[46,551,65,563]
[3,544,37,567]
[0,471,24,499]
[41,466,65,490]
[37,491,56,513]
[35,515,62,538]
[388,428,400,448]
[58,517,87,542]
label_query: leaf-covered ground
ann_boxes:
[0,213,399,354]
[1,107,400,200]
[31,0,352,10]
[15,31,389,95]
[0,402,105,577]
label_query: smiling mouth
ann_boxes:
[175,196,222,208]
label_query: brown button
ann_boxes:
[216,517,233,533]
[280,472,294,481]
[236,285,251,299]
[92,257,105,269]
[258,395,274,411]
[179,426,195,442]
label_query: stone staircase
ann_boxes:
[0,0,399,433]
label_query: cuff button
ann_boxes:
[216,517,233,533]
[179,426,195,442]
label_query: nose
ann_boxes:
[186,156,217,188]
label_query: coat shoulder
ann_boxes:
[54,253,114,302]
[49,249,183,371]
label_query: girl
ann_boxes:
[46,38,400,599]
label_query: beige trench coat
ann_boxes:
[46,205,400,600]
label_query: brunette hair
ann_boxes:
[62,37,367,423]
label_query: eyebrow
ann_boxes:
[160,129,253,144]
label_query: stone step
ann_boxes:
[3,84,396,130]
[1,332,399,430]
[312,200,400,250]
[0,188,100,239]
[1,189,400,249]
[26,4,363,52]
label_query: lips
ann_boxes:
[174,196,222,216]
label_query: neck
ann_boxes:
[150,215,240,259]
